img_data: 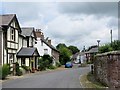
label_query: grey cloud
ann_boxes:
[58,2,118,17]
[3,2,41,22]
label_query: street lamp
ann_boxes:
[97,40,100,48]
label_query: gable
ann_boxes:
[0,14,21,32]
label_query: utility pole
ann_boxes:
[110,30,112,47]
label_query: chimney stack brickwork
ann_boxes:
[48,40,51,45]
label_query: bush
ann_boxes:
[21,65,30,72]
[48,65,56,70]
[56,62,61,67]
[15,62,23,76]
[99,40,120,53]
[38,58,46,71]
[0,64,10,79]
[38,55,53,71]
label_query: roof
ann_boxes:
[41,38,59,53]
[0,14,21,32]
[72,52,80,59]
[21,27,35,37]
[17,47,40,57]
[0,14,15,26]
[85,47,98,54]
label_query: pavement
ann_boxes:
[2,64,90,88]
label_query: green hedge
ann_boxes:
[0,64,10,79]
[15,62,23,76]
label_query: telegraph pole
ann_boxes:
[110,30,112,47]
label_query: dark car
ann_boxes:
[65,62,73,68]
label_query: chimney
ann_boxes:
[35,29,44,39]
[41,34,44,39]
[48,40,51,45]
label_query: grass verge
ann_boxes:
[80,72,108,88]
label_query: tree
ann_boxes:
[56,43,67,49]
[111,40,120,50]
[99,44,113,53]
[99,40,120,53]
[56,43,72,65]
[68,46,80,54]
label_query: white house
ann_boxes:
[34,29,60,65]
[72,52,86,64]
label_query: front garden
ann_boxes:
[0,55,61,80]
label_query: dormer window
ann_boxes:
[11,28,15,41]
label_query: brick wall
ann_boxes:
[94,51,120,88]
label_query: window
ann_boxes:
[44,49,48,54]
[11,28,15,41]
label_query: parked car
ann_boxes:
[65,62,73,68]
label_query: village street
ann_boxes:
[2,65,90,88]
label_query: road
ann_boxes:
[2,65,90,88]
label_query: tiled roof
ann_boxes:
[85,47,98,54]
[21,27,34,36]
[0,14,15,26]
[17,47,39,57]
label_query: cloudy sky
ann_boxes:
[1,0,119,50]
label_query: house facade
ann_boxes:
[17,27,39,70]
[0,27,3,65]
[0,14,40,72]
[85,45,98,63]
[72,52,86,64]
[34,29,60,65]
[0,14,59,74]
[0,14,21,67]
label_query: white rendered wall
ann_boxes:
[34,39,52,56]
[18,36,23,51]
[26,58,29,66]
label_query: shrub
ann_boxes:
[0,64,10,79]
[56,62,61,67]
[38,55,53,71]
[38,58,46,71]
[15,62,23,76]
[21,65,30,72]
[48,65,56,70]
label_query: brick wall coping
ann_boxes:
[96,51,120,57]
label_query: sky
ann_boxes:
[1,0,119,50]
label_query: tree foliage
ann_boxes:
[68,45,80,54]
[38,55,53,71]
[99,40,120,53]
[56,43,72,65]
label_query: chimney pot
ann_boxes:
[48,40,51,45]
